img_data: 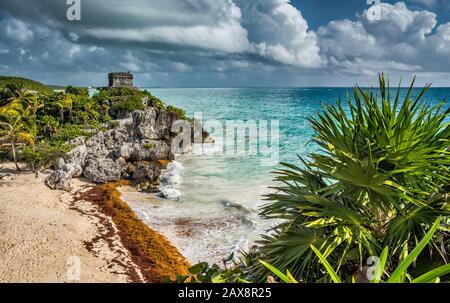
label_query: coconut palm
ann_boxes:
[0,115,35,171]
[247,75,450,282]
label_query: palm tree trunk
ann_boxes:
[11,140,20,171]
[60,108,64,123]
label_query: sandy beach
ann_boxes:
[0,163,144,283]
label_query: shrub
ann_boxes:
[95,87,139,99]
[167,254,247,283]
[36,115,60,138]
[50,123,89,145]
[167,105,187,119]
[21,142,67,170]
[111,95,146,113]
[65,85,89,97]
[246,75,450,282]
[147,94,165,109]
[261,218,450,283]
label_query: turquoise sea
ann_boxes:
[121,87,450,264]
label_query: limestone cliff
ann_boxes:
[46,95,212,198]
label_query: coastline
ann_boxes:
[0,163,190,283]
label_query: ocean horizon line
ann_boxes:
[142,86,450,89]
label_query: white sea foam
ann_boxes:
[159,187,182,201]
[121,153,280,265]
[159,161,183,200]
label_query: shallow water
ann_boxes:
[118,87,450,264]
[121,182,276,264]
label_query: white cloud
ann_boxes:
[238,0,323,67]
[317,2,450,75]
[361,2,436,43]
[0,0,449,86]
[2,18,34,42]
[83,0,251,53]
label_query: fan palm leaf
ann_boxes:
[249,74,450,282]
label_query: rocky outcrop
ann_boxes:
[84,158,123,184]
[46,100,205,194]
[45,170,72,191]
[132,161,162,192]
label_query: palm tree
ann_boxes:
[82,99,98,126]
[23,96,44,140]
[24,95,43,120]
[0,115,35,171]
[247,75,450,282]
[55,94,73,123]
[0,83,28,116]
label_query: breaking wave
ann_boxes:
[159,161,183,200]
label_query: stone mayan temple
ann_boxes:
[108,72,134,87]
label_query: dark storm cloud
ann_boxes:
[0,1,449,87]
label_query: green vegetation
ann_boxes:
[3,74,447,284]
[170,74,449,284]
[0,76,53,94]
[111,95,146,112]
[167,253,248,283]
[145,92,165,109]
[167,105,187,120]
[110,121,121,128]
[245,75,450,283]
[259,218,450,283]
[92,87,187,119]
[143,143,154,150]
[21,143,67,172]
[0,76,186,171]
[0,115,35,170]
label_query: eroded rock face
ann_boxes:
[61,163,83,178]
[45,103,194,192]
[66,145,88,167]
[46,98,210,194]
[131,108,181,140]
[83,158,122,183]
[68,136,85,147]
[154,109,180,140]
[132,161,162,192]
[131,109,158,140]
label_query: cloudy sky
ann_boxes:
[0,0,449,87]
